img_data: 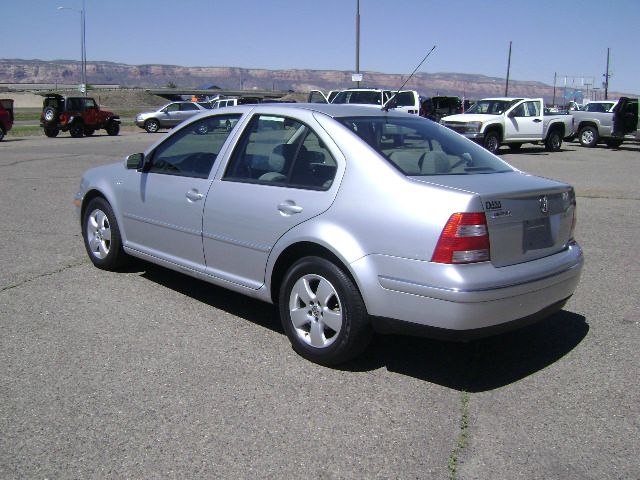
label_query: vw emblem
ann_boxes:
[539,195,549,215]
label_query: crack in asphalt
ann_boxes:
[0,154,86,169]
[0,259,88,293]
[577,194,640,201]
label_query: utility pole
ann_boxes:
[504,41,512,96]
[603,47,610,100]
[552,72,557,107]
[355,0,360,88]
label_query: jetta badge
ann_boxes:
[539,195,549,215]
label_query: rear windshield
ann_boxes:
[393,92,417,107]
[337,116,514,176]
[466,99,521,115]
[332,91,383,105]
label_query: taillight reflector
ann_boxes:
[432,212,490,264]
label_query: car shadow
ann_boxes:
[342,310,588,392]
[138,262,588,391]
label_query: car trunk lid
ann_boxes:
[416,171,576,267]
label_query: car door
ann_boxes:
[612,97,639,135]
[159,102,181,127]
[505,99,544,140]
[178,102,201,123]
[202,113,341,289]
[120,114,243,272]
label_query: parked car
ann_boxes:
[420,96,463,122]
[440,97,575,153]
[581,101,617,113]
[310,88,421,115]
[75,104,583,365]
[211,97,260,109]
[135,101,211,133]
[0,98,14,141]
[39,94,120,138]
[571,97,638,148]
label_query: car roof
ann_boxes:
[225,103,413,118]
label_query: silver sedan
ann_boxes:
[75,104,583,365]
[135,101,212,133]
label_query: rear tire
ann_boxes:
[69,123,84,138]
[83,127,95,136]
[44,127,59,138]
[279,256,372,366]
[483,131,500,154]
[545,129,562,152]
[106,121,120,136]
[0,127,4,142]
[578,126,598,148]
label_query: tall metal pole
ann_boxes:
[82,0,86,96]
[504,41,512,96]
[604,47,610,100]
[355,0,360,88]
[552,72,557,107]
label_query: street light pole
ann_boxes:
[58,1,87,96]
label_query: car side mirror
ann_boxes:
[126,152,144,170]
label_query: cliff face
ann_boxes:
[0,59,633,102]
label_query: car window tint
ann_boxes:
[338,116,513,176]
[198,102,213,109]
[148,114,242,179]
[224,115,336,190]
[84,98,97,109]
[165,103,179,112]
[181,103,199,111]
[67,98,83,111]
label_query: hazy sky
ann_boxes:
[3,0,639,94]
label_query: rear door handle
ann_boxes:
[278,200,303,215]
[186,189,204,201]
[533,119,542,123]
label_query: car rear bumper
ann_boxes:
[350,242,583,334]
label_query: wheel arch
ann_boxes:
[577,120,598,132]
[483,123,503,141]
[79,186,125,239]
[269,241,361,306]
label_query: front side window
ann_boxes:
[84,98,97,109]
[338,116,514,176]
[147,114,241,178]
[163,103,180,113]
[224,115,337,190]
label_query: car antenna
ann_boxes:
[383,45,436,112]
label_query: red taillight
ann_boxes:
[432,212,490,264]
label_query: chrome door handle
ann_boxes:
[186,190,204,201]
[278,201,303,215]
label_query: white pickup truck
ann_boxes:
[440,97,575,153]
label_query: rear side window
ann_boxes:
[394,92,417,107]
[180,103,199,111]
[224,115,337,190]
[338,116,513,176]
[148,114,241,178]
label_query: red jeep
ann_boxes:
[0,98,14,142]
[40,94,120,138]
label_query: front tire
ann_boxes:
[578,126,598,148]
[279,256,372,366]
[83,127,95,136]
[545,129,562,152]
[144,119,160,133]
[483,130,500,154]
[82,197,128,270]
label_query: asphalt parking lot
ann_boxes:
[1,132,638,479]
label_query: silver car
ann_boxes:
[76,104,583,365]
[135,101,212,133]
